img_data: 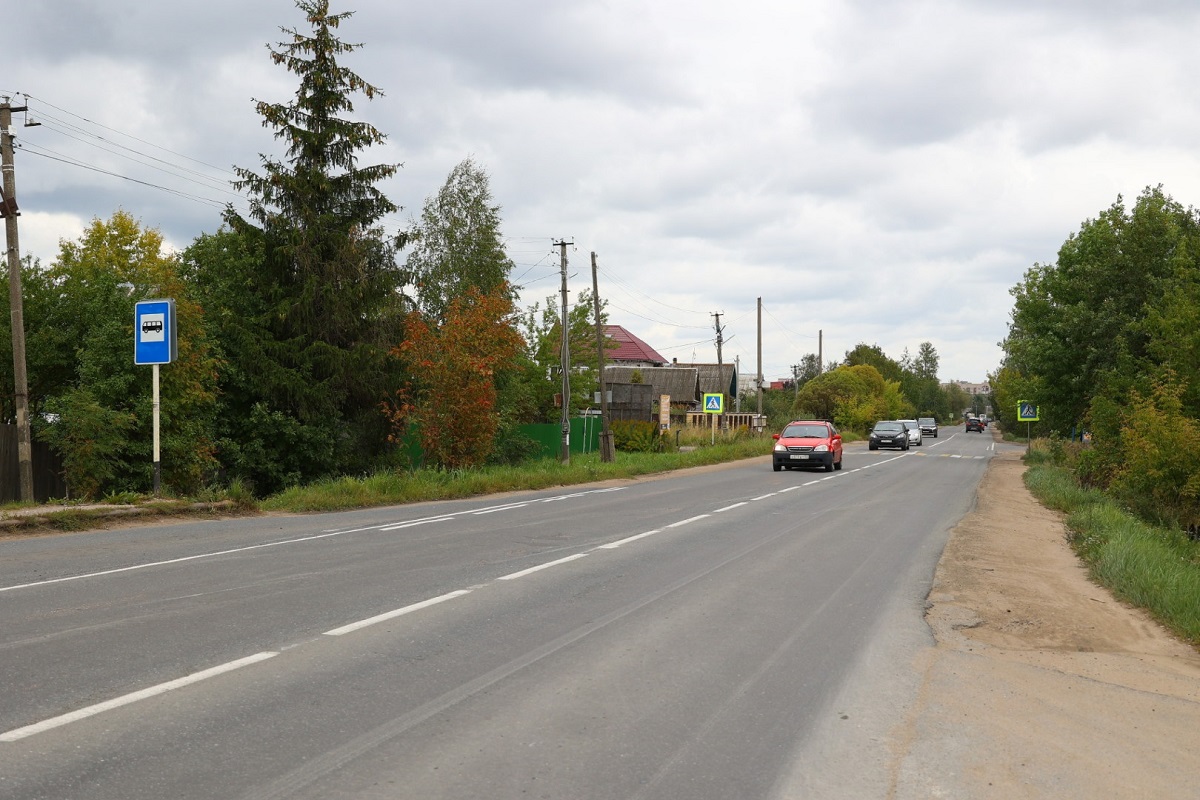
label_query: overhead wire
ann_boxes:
[14,92,415,241]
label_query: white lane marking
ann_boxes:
[749,494,775,502]
[714,502,747,513]
[803,480,822,486]
[471,503,529,515]
[2,488,626,594]
[324,590,471,636]
[498,553,589,581]
[0,533,351,594]
[666,515,710,528]
[0,652,278,742]
[596,530,661,549]
[779,486,801,492]
[381,516,455,531]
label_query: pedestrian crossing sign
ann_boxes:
[1017,401,1039,422]
[703,393,724,413]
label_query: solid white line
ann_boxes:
[3,488,628,594]
[666,515,710,528]
[498,553,588,581]
[0,652,278,742]
[749,494,775,502]
[779,486,801,492]
[803,480,822,486]
[0,533,351,594]
[714,502,747,513]
[324,590,471,636]
[596,530,661,549]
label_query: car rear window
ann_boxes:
[874,422,903,432]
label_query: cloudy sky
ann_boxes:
[6,0,1200,385]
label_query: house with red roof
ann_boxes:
[602,325,668,368]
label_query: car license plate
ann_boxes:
[789,454,808,460]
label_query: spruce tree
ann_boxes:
[204,0,406,492]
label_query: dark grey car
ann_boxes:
[868,420,909,451]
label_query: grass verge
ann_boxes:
[262,438,770,513]
[1024,460,1200,647]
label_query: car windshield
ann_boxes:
[873,422,903,432]
[782,424,829,438]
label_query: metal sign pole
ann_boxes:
[153,363,161,495]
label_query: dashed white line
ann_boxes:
[714,502,747,513]
[324,590,472,636]
[0,652,278,742]
[381,516,455,531]
[498,553,589,581]
[596,530,661,549]
[666,515,711,528]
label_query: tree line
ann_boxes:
[993,184,1200,526]
[0,1,611,499]
[752,341,975,434]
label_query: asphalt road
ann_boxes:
[0,427,997,799]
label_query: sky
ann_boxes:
[5,0,1200,385]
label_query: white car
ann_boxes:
[898,419,923,447]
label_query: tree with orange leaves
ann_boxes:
[388,284,524,469]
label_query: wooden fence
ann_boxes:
[0,424,67,503]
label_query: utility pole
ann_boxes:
[1,98,35,502]
[735,356,741,412]
[590,253,614,462]
[756,298,763,421]
[556,240,573,464]
[712,312,724,431]
[818,329,823,374]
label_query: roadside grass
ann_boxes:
[261,436,771,513]
[1024,459,1200,647]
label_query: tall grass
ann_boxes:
[1025,462,1200,646]
[261,436,770,513]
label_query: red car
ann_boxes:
[772,420,844,472]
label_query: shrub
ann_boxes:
[612,420,663,453]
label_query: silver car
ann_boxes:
[898,419,923,446]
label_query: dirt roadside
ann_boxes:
[889,445,1200,799]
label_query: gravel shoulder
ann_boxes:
[890,447,1200,799]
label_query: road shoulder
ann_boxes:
[890,449,1200,799]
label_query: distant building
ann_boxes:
[946,380,991,395]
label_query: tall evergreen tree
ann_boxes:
[195,0,406,493]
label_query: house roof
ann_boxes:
[602,325,668,366]
[671,362,738,397]
[605,366,701,403]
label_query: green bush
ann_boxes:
[612,420,663,453]
[37,389,136,500]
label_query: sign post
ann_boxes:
[703,392,724,445]
[135,300,177,495]
[1017,400,1040,454]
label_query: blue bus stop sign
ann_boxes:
[134,299,177,365]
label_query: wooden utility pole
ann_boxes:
[756,297,763,419]
[712,312,724,430]
[0,98,35,502]
[555,240,573,464]
[590,252,615,462]
[818,329,823,374]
